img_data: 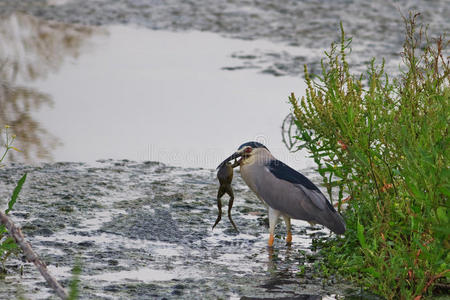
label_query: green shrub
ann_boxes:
[287,13,449,299]
[0,125,26,270]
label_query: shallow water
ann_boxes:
[0,160,365,299]
[0,13,312,169]
[1,1,449,167]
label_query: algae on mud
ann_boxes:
[1,0,449,77]
[0,160,360,299]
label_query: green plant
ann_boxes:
[0,125,21,165]
[286,13,449,299]
[68,258,82,300]
[0,125,27,270]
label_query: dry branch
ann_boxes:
[0,212,68,300]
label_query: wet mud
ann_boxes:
[1,0,449,77]
[0,160,361,299]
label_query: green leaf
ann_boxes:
[300,130,311,142]
[347,106,354,122]
[436,207,448,223]
[353,151,370,168]
[5,173,27,214]
[1,237,18,251]
[411,186,426,200]
[362,266,380,278]
[438,185,450,197]
[357,220,367,249]
[68,259,82,300]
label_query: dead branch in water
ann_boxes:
[0,212,68,300]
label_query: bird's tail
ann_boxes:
[316,210,346,234]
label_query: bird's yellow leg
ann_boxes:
[268,234,274,247]
[286,232,292,244]
[283,215,292,244]
[268,207,280,247]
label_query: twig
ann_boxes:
[422,269,450,295]
[0,212,68,300]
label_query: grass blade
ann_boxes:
[5,173,27,214]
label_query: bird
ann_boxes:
[217,141,346,247]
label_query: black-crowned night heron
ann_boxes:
[218,141,346,247]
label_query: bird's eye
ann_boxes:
[245,147,252,153]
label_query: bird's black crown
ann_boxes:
[238,141,268,150]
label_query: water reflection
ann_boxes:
[0,13,102,161]
[263,246,324,299]
[267,245,294,275]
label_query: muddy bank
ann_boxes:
[1,0,449,76]
[0,160,367,299]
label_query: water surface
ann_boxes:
[1,13,313,169]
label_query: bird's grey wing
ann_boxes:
[252,159,345,234]
[266,160,336,212]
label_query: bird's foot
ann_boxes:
[286,231,292,244]
[268,234,274,247]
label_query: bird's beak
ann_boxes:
[217,151,243,170]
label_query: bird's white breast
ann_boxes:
[239,151,273,208]
[239,162,258,194]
